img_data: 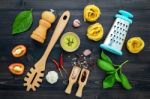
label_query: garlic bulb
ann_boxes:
[46,71,58,84]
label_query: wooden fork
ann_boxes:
[24,11,70,91]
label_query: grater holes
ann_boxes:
[117,26,119,29]
[110,34,113,37]
[120,22,122,25]
[110,39,113,43]
[124,27,127,31]
[119,42,121,45]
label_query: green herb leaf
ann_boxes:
[103,74,115,88]
[101,51,112,64]
[120,73,132,90]
[115,72,122,82]
[107,70,115,74]
[12,10,33,35]
[97,59,115,72]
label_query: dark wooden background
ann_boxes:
[0,0,150,99]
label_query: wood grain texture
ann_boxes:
[0,0,150,99]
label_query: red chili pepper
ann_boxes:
[52,59,59,69]
[60,53,63,68]
[59,53,68,74]
[52,59,63,77]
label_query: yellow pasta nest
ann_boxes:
[87,23,104,41]
[127,37,145,53]
[83,4,101,22]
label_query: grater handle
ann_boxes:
[119,10,134,18]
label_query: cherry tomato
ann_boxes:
[12,45,27,58]
[8,63,25,75]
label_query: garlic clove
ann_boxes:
[73,19,81,28]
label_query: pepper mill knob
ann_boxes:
[31,11,56,43]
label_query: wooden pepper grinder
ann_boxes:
[31,10,56,43]
[65,66,81,94]
[75,68,90,97]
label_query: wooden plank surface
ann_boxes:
[0,0,150,99]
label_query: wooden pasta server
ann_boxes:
[24,11,70,91]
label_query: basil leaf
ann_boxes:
[120,73,132,90]
[97,59,115,72]
[106,70,115,74]
[12,10,33,35]
[103,74,115,88]
[101,51,112,64]
[115,72,122,82]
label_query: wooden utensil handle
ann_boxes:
[75,85,84,97]
[65,81,74,94]
[42,11,70,60]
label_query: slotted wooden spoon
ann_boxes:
[24,11,70,91]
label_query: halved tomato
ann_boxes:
[12,45,27,58]
[8,63,25,75]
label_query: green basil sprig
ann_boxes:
[97,51,132,90]
[97,59,115,72]
[12,10,33,35]
[103,74,115,88]
[120,73,132,90]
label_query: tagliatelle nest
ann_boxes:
[87,23,104,41]
[83,4,101,22]
[127,37,145,53]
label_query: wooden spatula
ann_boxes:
[75,68,90,97]
[24,11,70,91]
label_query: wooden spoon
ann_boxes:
[75,68,90,97]
[65,66,81,94]
[24,11,70,91]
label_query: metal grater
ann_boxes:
[100,10,134,55]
